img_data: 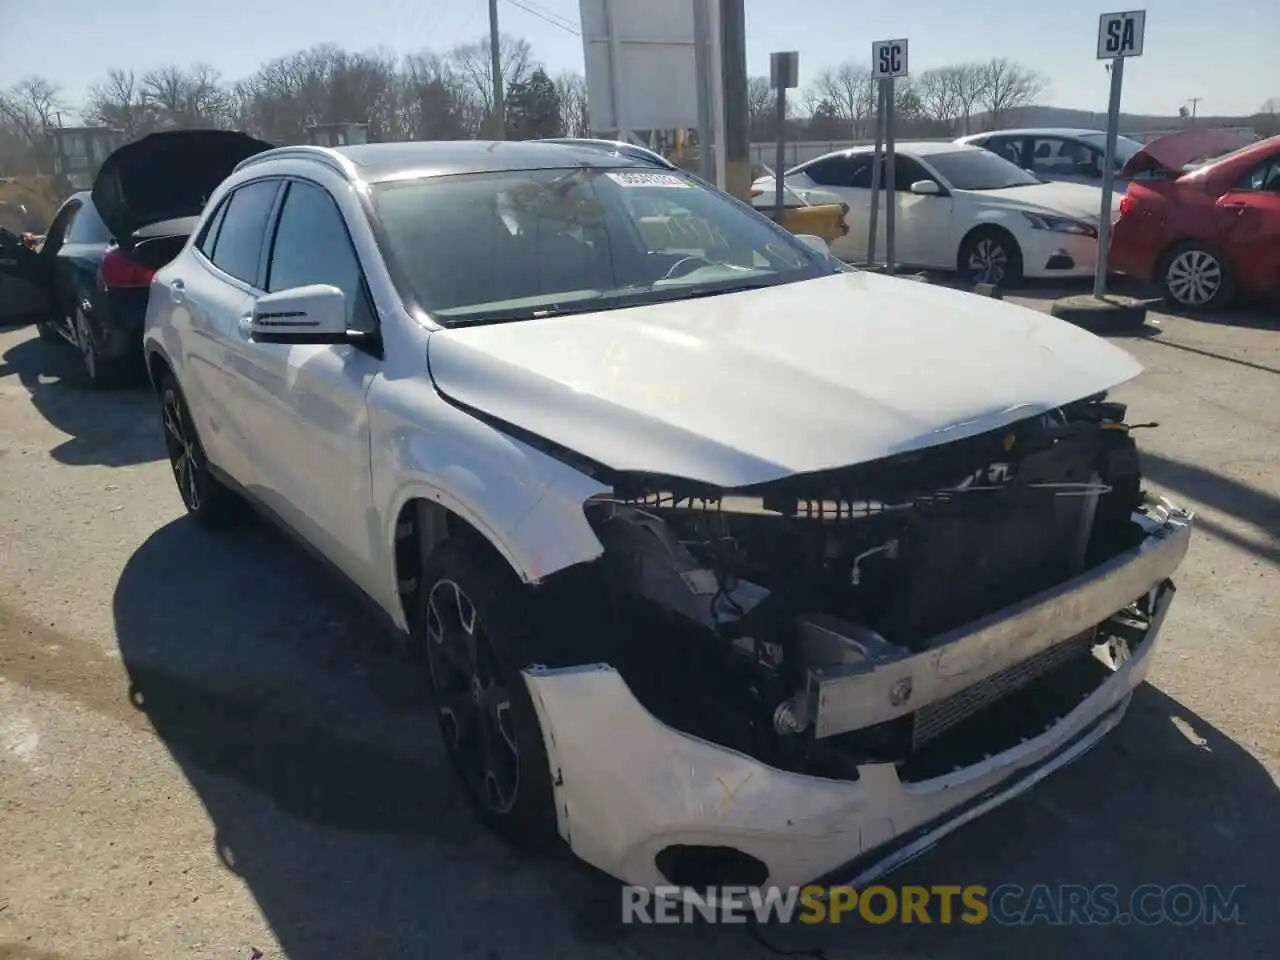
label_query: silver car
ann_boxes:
[956,128,1145,187]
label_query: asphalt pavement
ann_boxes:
[1,288,1277,960]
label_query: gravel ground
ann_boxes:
[1,289,1277,960]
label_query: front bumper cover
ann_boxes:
[522,502,1193,890]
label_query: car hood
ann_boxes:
[91,129,274,240]
[961,180,1121,223]
[426,272,1142,489]
[1120,128,1254,178]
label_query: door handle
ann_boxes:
[1220,202,1248,213]
[168,278,185,303]
[237,313,254,338]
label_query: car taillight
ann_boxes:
[100,248,156,288]
[1118,194,1135,217]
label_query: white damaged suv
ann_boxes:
[142,139,1193,891]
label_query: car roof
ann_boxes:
[255,140,649,183]
[960,128,1107,140]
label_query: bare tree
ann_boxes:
[808,62,875,137]
[948,62,991,135]
[448,33,533,129]
[83,69,156,138]
[978,58,1048,130]
[553,71,590,137]
[916,66,963,132]
[141,64,234,129]
[401,52,471,140]
[0,76,66,146]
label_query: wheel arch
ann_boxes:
[144,341,175,394]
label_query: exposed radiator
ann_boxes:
[911,631,1096,749]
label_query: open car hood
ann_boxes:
[91,129,274,240]
[427,272,1143,489]
[1120,128,1253,178]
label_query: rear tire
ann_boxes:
[158,371,244,530]
[417,538,559,852]
[1158,241,1236,310]
[75,309,132,388]
[958,227,1024,288]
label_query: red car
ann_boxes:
[1109,130,1280,309]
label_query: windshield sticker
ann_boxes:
[606,171,691,188]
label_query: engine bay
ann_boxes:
[573,394,1164,777]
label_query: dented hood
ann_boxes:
[92,129,274,240]
[1120,128,1254,178]
[427,272,1142,489]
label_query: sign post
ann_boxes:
[770,51,800,221]
[870,39,908,274]
[1093,10,1145,297]
[1050,10,1148,329]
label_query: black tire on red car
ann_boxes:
[416,538,559,851]
[1158,240,1237,310]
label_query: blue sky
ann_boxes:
[1,0,1274,118]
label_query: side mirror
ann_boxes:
[795,234,830,256]
[909,180,940,196]
[250,284,348,344]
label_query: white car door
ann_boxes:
[887,155,955,268]
[168,178,285,488]
[789,153,876,261]
[235,178,383,598]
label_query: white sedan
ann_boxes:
[758,142,1116,286]
[141,139,1192,892]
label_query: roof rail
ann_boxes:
[234,145,358,179]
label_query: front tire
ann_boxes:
[418,539,558,850]
[158,371,243,529]
[1159,241,1235,310]
[958,227,1024,288]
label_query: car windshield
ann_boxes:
[925,149,1042,190]
[371,166,830,325]
[1078,133,1145,165]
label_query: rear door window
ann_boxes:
[64,201,112,244]
[207,180,281,286]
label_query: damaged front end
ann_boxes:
[520,394,1193,888]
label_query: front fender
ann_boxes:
[370,374,609,620]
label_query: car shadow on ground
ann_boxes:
[0,332,162,467]
[112,516,1280,960]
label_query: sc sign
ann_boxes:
[871,39,909,80]
[1097,10,1146,59]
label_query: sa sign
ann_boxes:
[871,39,909,80]
[1097,10,1146,59]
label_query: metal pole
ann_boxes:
[719,0,751,202]
[866,81,886,267]
[1093,56,1125,299]
[884,77,896,276]
[692,0,715,182]
[708,0,728,189]
[488,0,504,139]
[602,0,629,141]
[773,85,787,219]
